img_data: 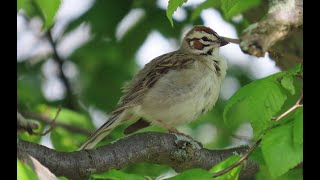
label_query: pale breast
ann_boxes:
[139,57,227,127]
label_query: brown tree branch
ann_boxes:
[17,111,39,134]
[17,132,259,179]
[240,0,303,57]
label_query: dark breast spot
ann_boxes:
[213,60,221,76]
[204,87,212,98]
[199,49,213,56]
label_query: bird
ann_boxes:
[79,25,229,150]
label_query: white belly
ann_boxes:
[139,60,226,127]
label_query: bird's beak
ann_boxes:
[219,37,229,47]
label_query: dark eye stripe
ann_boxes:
[201,37,213,42]
[201,37,209,41]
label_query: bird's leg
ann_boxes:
[156,120,194,140]
[156,119,202,149]
[169,128,194,140]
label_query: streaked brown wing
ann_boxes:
[112,51,195,114]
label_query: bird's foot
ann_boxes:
[168,128,193,140]
[168,128,202,149]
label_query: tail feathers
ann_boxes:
[79,114,121,150]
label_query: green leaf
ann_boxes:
[17,0,24,11]
[279,169,303,180]
[17,159,39,180]
[123,162,170,178]
[280,64,302,95]
[280,75,295,95]
[292,63,302,74]
[18,0,39,17]
[250,147,266,165]
[221,0,261,19]
[167,169,212,180]
[255,166,302,180]
[90,169,145,180]
[34,0,61,30]
[37,105,93,128]
[224,72,288,139]
[255,165,272,180]
[191,0,221,21]
[166,0,188,27]
[36,105,94,151]
[210,155,241,180]
[293,107,303,145]
[261,121,303,178]
[251,147,302,179]
[18,0,31,13]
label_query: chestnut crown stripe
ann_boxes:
[194,26,217,35]
[185,26,218,38]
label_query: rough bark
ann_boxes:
[240,0,303,70]
[17,132,259,179]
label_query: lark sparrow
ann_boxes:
[80,25,229,150]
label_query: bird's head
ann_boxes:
[181,25,229,56]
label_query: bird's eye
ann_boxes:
[201,37,209,41]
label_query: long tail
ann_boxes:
[79,113,122,150]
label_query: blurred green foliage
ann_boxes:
[224,69,297,139]
[90,169,145,180]
[17,159,39,180]
[210,155,242,180]
[167,169,212,180]
[17,0,302,179]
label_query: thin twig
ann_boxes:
[212,93,303,177]
[17,111,39,134]
[32,108,62,136]
[212,138,261,177]
[231,134,253,143]
[272,93,303,121]
[46,30,78,110]
[221,37,302,63]
[21,111,93,135]
[221,36,240,44]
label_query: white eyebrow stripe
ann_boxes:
[199,39,212,45]
[190,41,194,46]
